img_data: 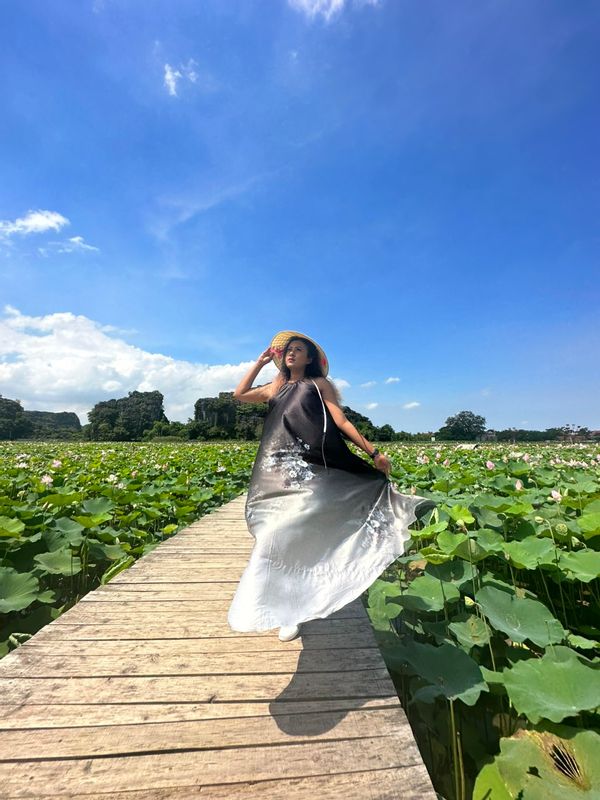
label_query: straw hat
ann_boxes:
[269,330,329,377]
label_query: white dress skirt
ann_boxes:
[227,377,436,631]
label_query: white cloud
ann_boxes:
[38,236,100,256]
[332,377,350,390]
[385,376,400,384]
[0,210,69,238]
[480,387,492,396]
[164,64,182,96]
[163,59,213,98]
[403,401,420,410]
[365,402,378,410]
[288,0,380,21]
[0,306,279,424]
[360,380,376,388]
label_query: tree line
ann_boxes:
[1,392,596,443]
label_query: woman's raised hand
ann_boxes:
[256,347,274,368]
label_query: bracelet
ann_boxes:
[369,448,380,460]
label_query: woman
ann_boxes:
[227,330,436,642]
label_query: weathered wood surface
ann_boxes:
[0,493,435,799]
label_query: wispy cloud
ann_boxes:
[332,377,350,389]
[403,401,420,410]
[360,380,376,388]
[365,401,378,410]
[385,376,400,384]
[38,236,100,257]
[163,58,217,97]
[288,0,380,22]
[0,210,69,238]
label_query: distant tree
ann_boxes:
[437,411,486,441]
[0,397,33,440]
[377,424,395,442]
[88,390,167,440]
[342,406,378,441]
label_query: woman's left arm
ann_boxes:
[316,379,391,476]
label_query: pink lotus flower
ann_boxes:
[486,460,495,469]
[522,453,530,462]
[41,474,53,486]
[551,490,562,502]
[51,459,62,468]
[515,479,523,490]
[443,458,450,466]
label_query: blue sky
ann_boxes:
[1,0,598,432]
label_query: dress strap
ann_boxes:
[310,379,329,472]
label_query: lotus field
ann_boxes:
[0,441,256,657]
[1,440,599,798]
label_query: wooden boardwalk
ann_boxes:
[0,493,435,799]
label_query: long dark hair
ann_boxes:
[279,337,325,381]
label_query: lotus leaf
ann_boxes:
[474,724,600,798]
[502,647,600,723]
[397,572,460,612]
[558,550,600,583]
[575,513,600,539]
[82,497,115,515]
[0,567,39,612]
[33,548,82,575]
[475,585,566,646]
[503,536,557,569]
[448,612,491,650]
[383,640,488,705]
[0,516,25,538]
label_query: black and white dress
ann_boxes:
[227,377,436,631]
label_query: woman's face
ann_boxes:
[285,339,312,372]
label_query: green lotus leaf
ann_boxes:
[383,640,487,705]
[472,762,512,800]
[453,537,488,563]
[576,513,600,539]
[0,516,25,538]
[474,528,505,552]
[474,725,600,798]
[503,536,557,569]
[33,548,82,575]
[502,647,600,723]
[41,492,83,506]
[446,504,475,525]
[436,530,468,553]
[100,555,136,585]
[558,550,600,583]
[448,612,491,650]
[419,546,452,564]
[54,517,85,535]
[0,567,39,612]
[398,572,461,612]
[475,585,566,646]
[82,497,115,515]
[426,559,478,588]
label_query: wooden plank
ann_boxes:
[0,668,396,703]
[0,698,399,728]
[0,646,384,677]
[0,737,432,798]
[0,706,411,759]
[0,767,433,800]
[24,618,376,639]
[14,632,381,655]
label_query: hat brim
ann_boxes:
[269,330,329,377]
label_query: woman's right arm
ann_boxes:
[233,347,279,404]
